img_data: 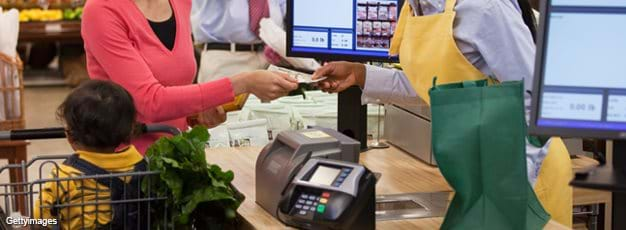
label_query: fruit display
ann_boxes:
[2,0,85,22]
[19,9,61,21]
[16,6,82,22]
[62,6,81,20]
[1,0,85,9]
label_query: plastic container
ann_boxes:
[247,104,303,139]
[367,104,385,139]
[382,22,391,36]
[227,119,270,147]
[357,3,368,20]
[367,1,378,20]
[378,3,389,20]
[373,21,382,36]
[389,3,398,21]
[363,21,373,36]
[311,110,339,130]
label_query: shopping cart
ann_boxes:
[0,124,180,229]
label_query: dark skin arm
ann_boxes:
[312,62,367,93]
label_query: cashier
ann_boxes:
[313,0,572,227]
[80,0,298,153]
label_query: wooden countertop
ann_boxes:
[205,146,569,229]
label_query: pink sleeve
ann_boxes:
[81,6,234,123]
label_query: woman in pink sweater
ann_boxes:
[81,0,297,153]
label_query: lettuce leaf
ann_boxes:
[142,126,244,228]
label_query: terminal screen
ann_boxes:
[290,0,400,58]
[536,0,626,131]
[309,166,341,186]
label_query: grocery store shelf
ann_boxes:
[19,20,82,43]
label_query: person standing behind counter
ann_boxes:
[191,0,286,88]
[81,0,298,154]
[313,0,572,227]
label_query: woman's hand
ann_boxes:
[231,70,298,101]
[188,106,226,129]
[198,106,227,128]
[312,62,366,93]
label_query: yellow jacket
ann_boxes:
[33,145,144,230]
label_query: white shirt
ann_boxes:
[360,0,548,185]
[191,0,286,44]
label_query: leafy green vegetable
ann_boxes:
[142,126,244,228]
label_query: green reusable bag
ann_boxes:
[429,79,550,230]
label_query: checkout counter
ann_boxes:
[204,127,569,229]
[384,102,436,165]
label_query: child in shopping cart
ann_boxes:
[33,80,147,229]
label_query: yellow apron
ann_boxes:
[389,0,573,227]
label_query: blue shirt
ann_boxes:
[191,0,287,44]
[361,0,546,185]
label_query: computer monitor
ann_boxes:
[530,2,626,225]
[530,0,626,140]
[286,0,404,62]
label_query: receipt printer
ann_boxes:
[278,158,376,229]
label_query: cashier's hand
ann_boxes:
[313,62,366,93]
[240,70,298,101]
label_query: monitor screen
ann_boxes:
[531,0,626,139]
[308,165,341,186]
[286,0,403,62]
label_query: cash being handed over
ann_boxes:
[267,65,327,84]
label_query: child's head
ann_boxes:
[57,80,136,152]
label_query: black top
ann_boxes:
[148,13,176,51]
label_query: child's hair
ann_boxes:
[56,80,136,150]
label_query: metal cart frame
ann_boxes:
[0,124,179,229]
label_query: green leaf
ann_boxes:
[180,186,236,221]
[161,169,183,201]
[186,125,210,143]
[141,127,244,227]
[161,157,182,168]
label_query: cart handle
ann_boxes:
[0,124,181,141]
[0,127,66,141]
[141,124,181,136]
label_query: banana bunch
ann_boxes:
[19,8,63,22]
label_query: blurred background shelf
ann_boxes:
[19,20,81,43]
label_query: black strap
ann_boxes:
[63,154,147,195]
[204,43,264,52]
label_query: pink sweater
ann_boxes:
[81,0,234,154]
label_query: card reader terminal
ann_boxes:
[256,128,361,221]
[276,159,376,230]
